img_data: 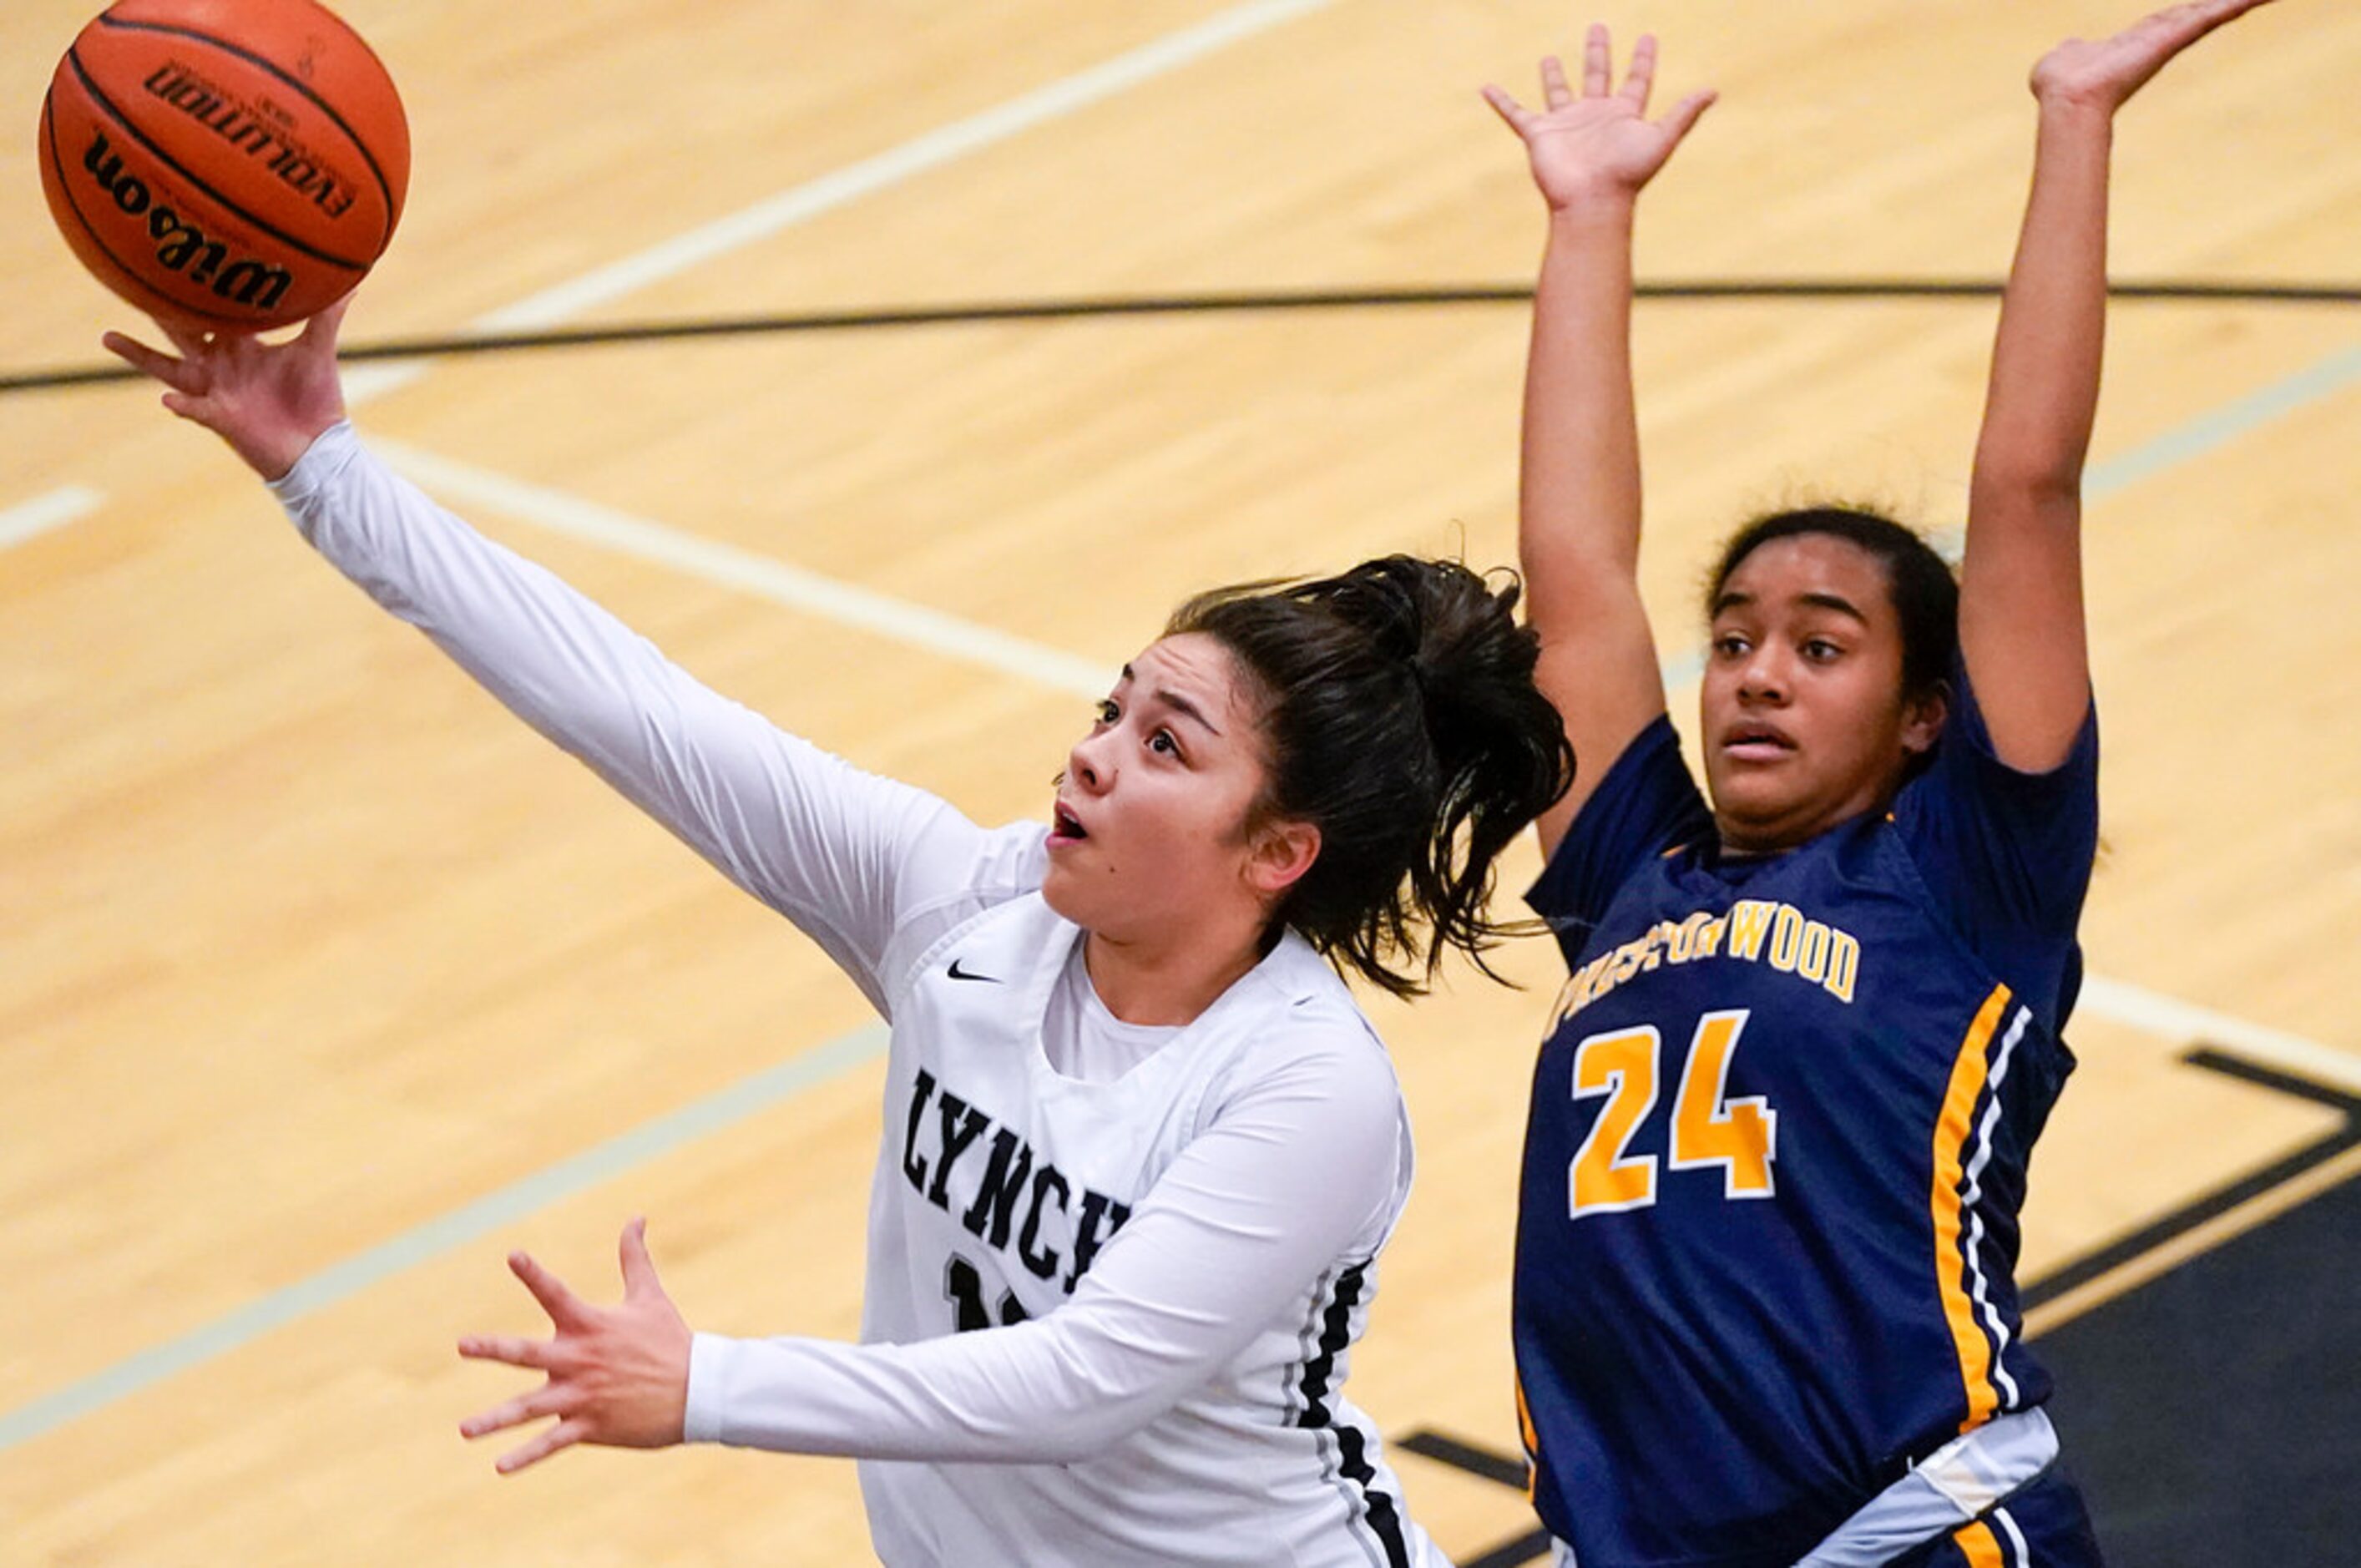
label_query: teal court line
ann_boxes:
[1656,337,2361,693]
[3,334,2354,1456]
[0,1029,885,1452]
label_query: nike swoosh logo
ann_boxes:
[947,959,1000,983]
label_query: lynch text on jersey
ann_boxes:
[900,1068,1132,1295]
[1550,898,1862,1029]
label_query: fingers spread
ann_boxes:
[1540,53,1572,109]
[301,293,353,350]
[509,1251,590,1328]
[101,332,203,395]
[461,1383,573,1440]
[618,1216,662,1300]
[1581,24,1610,97]
[1621,33,1658,109]
[497,1417,587,1475]
[1662,89,1718,146]
[457,1333,559,1371]
[154,318,216,360]
[1479,83,1529,132]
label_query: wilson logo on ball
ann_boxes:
[75,124,296,312]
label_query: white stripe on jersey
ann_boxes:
[1995,1503,2032,1565]
[1962,1006,2033,1409]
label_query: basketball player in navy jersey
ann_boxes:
[1483,3,2276,1563]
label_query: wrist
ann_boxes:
[1545,191,1639,234]
[2030,92,2121,132]
[250,412,342,483]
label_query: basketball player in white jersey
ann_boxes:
[108,303,1573,1567]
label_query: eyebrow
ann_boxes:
[1711,589,1870,625]
[1156,689,1223,736]
[1115,664,1224,737]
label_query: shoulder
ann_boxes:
[1906,659,2099,813]
[1529,716,1711,946]
[1215,943,1406,1125]
[1892,658,2100,899]
[880,821,1056,1002]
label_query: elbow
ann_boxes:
[1015,1322,1195,1462]
[1970,464,2083,519]
[1025,1422,1136,1466]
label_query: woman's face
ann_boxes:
[1700,534,1944,853]
[1042,632,1312,945]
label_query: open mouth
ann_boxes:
[1721,724,1796,761]
[1051,802,1089,842]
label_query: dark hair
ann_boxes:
[1706,505,1959,703]
[1166,556,1575,999]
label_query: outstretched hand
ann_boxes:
[101,295,351,481]
[2032,0,2275,114]
[458,1218,693,1475]
[1483,25,1716,211]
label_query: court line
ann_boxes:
[2024,1048,2360,1321]
[7,3,1335,540]
[0,1026,887,1453]
[3,316,2352,1462]
[0,486,104,551]
[2023,1140,2361,1339]
[16,280,2358,397]
[478,0,1335,333]
[375,438,1111,697]
[342,0,1338,406]
[2086,339,2361,494]
[2077,977,2361,1096]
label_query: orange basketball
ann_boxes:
[38,0,409,332]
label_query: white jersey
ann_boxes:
[271,424,1450,1568]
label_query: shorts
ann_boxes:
[1893,1466,2104,1568]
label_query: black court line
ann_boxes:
[2022,1044,2361,1309]
[1397,1042,2361,1568]
[6,277,2358,397]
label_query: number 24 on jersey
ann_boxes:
[1568,1009,1777,1217]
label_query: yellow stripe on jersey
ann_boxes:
[1513,1373,1540,1498]
[1932,984,2012,1434]
[1953,1519,2006,1568]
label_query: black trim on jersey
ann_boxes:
[1290,1261,1413,1568]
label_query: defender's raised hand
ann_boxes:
[1483,25,1716,210]
[102,295,351,481]
[2032,0,2275,114]
[458,1218,693,1475]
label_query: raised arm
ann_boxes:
[1961,0,2273,769]
[105,307,988,1009]
[1485,28,1714,856]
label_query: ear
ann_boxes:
[1243,817,1322,901]
[1899,684,1949,760]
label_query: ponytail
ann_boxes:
[1165,556,1574,998]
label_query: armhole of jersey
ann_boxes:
[879,821,1049,1009]
[1930,984,2038,1434]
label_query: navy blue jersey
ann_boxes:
[1514,665,2099,1568]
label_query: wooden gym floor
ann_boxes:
[1,2,2354,1562]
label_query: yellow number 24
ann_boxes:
[1569,1009,1777,1218]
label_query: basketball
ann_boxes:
[38,0,408,332]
